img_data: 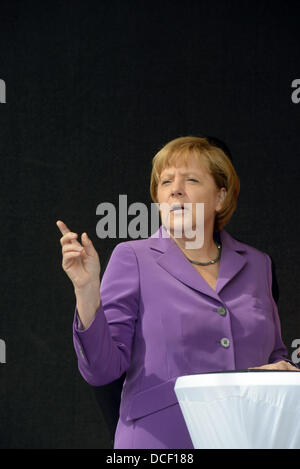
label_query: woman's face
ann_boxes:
[156,154,226,237]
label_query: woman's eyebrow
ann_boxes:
[160,171,202,178]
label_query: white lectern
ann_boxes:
[174,370,300,449]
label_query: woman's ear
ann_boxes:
[216,187,227,212]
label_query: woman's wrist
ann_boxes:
[74,282,101,329]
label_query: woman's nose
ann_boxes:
[171,180,184,196]
[171,188,183,196]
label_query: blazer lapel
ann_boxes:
[149,225,247,301]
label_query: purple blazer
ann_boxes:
[72,225,293,448]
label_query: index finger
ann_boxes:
[56,220,71,236]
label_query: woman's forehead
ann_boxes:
[160,153,208,175]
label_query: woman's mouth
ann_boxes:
[170,204,186,212]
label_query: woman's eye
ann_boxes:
[161,178,198,184]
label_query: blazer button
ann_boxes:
[217,306,226,316]
[220,337,230,348]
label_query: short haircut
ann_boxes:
[150,135,240,232]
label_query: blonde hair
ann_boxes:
[150,136,240,232]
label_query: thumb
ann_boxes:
[81,232,96,256]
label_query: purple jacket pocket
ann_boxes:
[126,377,179,421]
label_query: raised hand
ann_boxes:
[56,220,101,291]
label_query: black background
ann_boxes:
[0,0,299,449]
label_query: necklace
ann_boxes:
[183,240,222,266]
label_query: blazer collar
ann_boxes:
[149,225,247,301]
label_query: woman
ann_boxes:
[57,136,299,449]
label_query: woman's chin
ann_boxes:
[167,222,197,239]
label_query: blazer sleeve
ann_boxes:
[72,243,140,386]
[265,253,299,368]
